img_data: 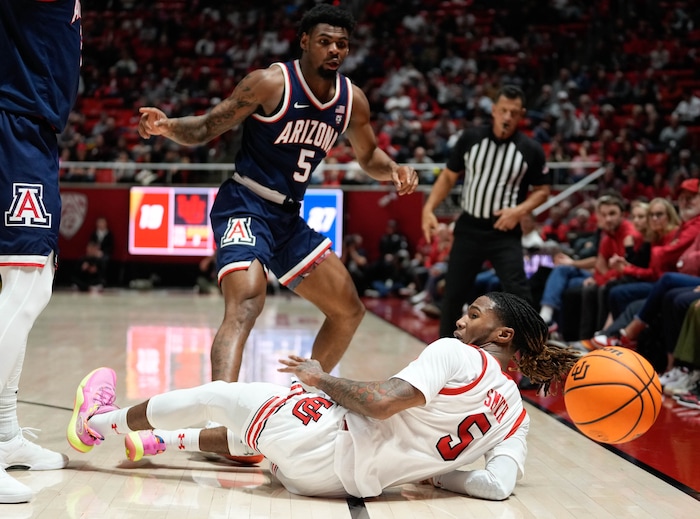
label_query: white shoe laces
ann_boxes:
[17,427,42,442]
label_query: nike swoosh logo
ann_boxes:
[294,102,310,109]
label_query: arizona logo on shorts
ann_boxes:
[4,183,52,228]
[221,216,256,247]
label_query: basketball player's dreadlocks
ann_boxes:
[487,292,580,395]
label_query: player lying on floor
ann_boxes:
[67,292,579,500]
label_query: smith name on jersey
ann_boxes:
[235,60,353,203]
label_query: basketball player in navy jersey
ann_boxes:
[137,5,417,395]
[0,0,82,503]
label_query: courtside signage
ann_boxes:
[128,186,343,256]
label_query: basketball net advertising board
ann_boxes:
[128,186,344,256]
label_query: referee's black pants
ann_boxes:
[439,212,533,338]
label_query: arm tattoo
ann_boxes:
[169,78,257,144]
[316,376,418,418]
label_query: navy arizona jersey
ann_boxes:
[235,60,353,202]
[0,0,82,132]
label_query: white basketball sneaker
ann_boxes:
[658,366,684,388]
[0,428,69,471]
[0,466,33,504]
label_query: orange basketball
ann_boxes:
[564,347,662,444]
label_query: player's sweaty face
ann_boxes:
[305,24,349,79]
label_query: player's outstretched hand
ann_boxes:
[138,107,171,139]
[393,165,418,196]
[278,355,325,387]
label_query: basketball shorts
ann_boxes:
[244,388,348,497]
[0,111,61,267]
[210,179,331,287]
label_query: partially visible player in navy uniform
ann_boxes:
[138,5,418,396]
[0,0,81,504]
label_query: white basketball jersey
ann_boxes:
[337,338,528,497]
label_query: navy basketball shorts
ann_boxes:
[211,179,331,287]
[0,112,61,267]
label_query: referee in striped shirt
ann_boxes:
[422,85,551,337]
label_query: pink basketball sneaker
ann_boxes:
[125,431,166,462]
[67,367,119,453]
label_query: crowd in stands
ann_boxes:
[62,0,700,190]
[342,183,700,405]
[60,2,700,401]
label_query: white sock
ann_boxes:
[0,262,53,442]
[539,306,553,324]
[87,408,132,438]
[0,389,19,442]
[154,428,201,451]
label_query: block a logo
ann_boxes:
[5,183,52,228]
[221,217,256,247]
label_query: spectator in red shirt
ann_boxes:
[604,179,700,317]
[597,198,681,326]
[538,193,643,331]
[540,205,570,244]
[609,198,682,283]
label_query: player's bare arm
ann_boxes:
[278,355,425,419]
[421,167,460,242]
[344,85,418,196]
[137,67,284,145]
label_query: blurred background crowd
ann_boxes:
[62,0,699,190]
[56,0,700,402]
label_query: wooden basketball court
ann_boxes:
[2,290,698,518]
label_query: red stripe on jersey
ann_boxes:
[245,396,285,449]
[280,243,332,286]
[503,408,527,440]
[218,264,252,282]
[438,348,489,395]
[289,381,306,394]
[245,385,306,449]
[0,262,46,267]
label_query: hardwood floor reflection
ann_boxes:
[1,290,697,518]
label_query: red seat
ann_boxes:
[95,169,115,183]
[647,152,668,173]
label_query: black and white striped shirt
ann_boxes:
[446,126,549,219]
